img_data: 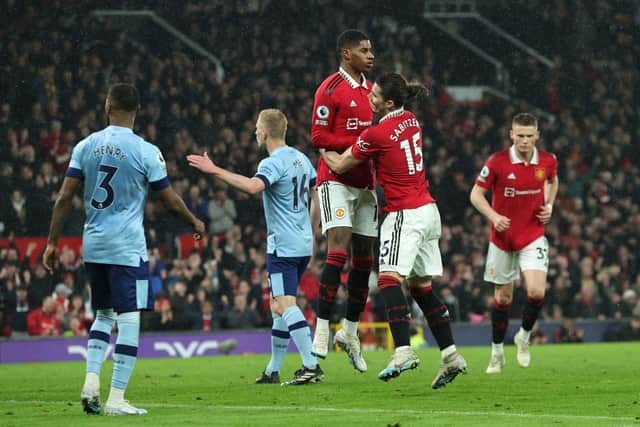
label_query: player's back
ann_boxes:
[311,70,374,189]
[70,125,167,266]
[359,109,434,211]
[259,146,316,258]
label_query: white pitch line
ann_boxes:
[1,400,636,422]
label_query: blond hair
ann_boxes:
[258,109,288,140]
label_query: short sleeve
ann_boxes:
[307,157,317,187]
[475,155,497,189]
[255,156,284,188]
[312,87,336,130]
[143,144,169,191]
[351,128,377,160]
[65,140,86,179]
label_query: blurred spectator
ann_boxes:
[603,304,640,342]
[1,0,639,334]
[208,188,237,236]
[530,324,548,345]
[27,296,62,336]
[224,294,261,329]
[184,184,210,231]
[53,283,72,313]
[554,318,584,343]
[194,300,221,332]
[9,284,30,338]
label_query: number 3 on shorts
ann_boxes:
[536,247,547,260]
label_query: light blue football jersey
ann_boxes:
[254,146,316,257]
[66,125,169,266]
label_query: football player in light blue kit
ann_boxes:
[43,83,205,415]
[188,108,324,385]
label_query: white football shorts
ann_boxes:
[318,181,378,237]
[378,203,443,278]
[484,236,549,284]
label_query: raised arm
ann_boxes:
[187,152,265,195]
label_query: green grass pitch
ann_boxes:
[1,342,639,426]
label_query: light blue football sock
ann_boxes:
[282,306,317,369]
[266,314,290,374]
[86,309,116,374]
[111,311,140,391]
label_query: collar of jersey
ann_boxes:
[339,67,368,89]
[106,125,134,133]
[509,145,539,164]
[379,107,405,123]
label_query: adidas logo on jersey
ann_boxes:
[507,173,516,180]
[349,100,357,107]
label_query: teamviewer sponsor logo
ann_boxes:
[346,118,358,130]
[504,187,516,197]
[504,187,542,198]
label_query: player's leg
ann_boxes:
[104,260,152,415]
[514,236,549,368]
[374,210,419,381]
[487,283,513,373]
[256,296,287,384]
[313,182,354,358]
[82,262,115,415]
[334,188,377,371]
[273,256,323,385]
[484,243,518,374]
[406,203,466,388]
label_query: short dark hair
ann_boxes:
[377,72,427,108]
[107,83,140,113]
[512,112,538,128]
[337,29,369,58]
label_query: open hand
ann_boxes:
[187,152,219,174]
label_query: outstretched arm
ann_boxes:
[187,152,265,195]
[321,146,363,175]
[470,184,511,233]
[44,176,81,273]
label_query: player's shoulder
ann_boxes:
[487,149,510,165]
[73,128,105,153]
[316,71,346,96]
[537,149,557,164]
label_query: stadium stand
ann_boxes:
[0,0,638,339]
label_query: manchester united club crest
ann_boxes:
[534,168,546,181]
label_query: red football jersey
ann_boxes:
[352,108,434,212]
[475,146,558,251]
[311,68,374,189]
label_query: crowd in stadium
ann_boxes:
[0,0,638,340]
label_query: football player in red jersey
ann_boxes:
[321,72,467,389]
[470,112,559,374]
[310,30,377,372]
